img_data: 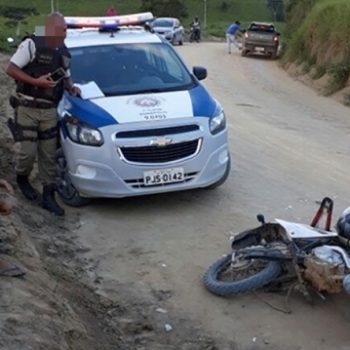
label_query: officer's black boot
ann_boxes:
[42,184,64,216]
[16,175,38,201]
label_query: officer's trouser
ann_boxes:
[15,106,58,186]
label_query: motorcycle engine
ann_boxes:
[303,246,345,293]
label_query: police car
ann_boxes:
[57,13,230,206]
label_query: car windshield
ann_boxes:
[249,24,275,33]
[152,19,174,28]
[70,43,195,96]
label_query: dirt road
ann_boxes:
[75,43,350,350]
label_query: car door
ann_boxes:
[177,20,184,41]
[173,19,180,41]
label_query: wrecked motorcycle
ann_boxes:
[203,198,350,299]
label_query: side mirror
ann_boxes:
[193,66,207,81]
[276,32,281,36]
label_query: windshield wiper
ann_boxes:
[131,88,165,94]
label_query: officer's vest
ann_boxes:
[16,36,71,104]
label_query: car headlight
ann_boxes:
[209,110,226,135]
[64,116,104,146]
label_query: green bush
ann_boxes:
[344,94,350,106]
[327,62,350,92]
[219,1,229,12]
[140,0,188,19]
[311,64,327,80]
[283,0,350,95]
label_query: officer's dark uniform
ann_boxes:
[8,35,71,216]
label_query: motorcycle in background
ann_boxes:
[189,24,201,43]
[203,197,350,300]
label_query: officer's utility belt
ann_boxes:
[7,118,58,143]
[7,94,57,142]
[10,94,55,109]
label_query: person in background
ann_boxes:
[190,16,201,42]
[225,20,241,54]
[106,5,117,16]
[5,12,80,216]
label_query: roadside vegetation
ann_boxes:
[282,0,350,98]
[0,0,282,51]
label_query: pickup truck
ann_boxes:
[241,22,280,59]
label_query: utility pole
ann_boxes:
[204,0,207,29]
[50,0,55,13]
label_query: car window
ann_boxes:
[249,24,275,33]
[153,19,174,27]
[70,43,195,96]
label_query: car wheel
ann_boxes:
[179,36,183,45]
[206,157,231,190]
[56,148,91,207]
[271,51,278,60]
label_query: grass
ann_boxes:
[283,0,350,94]
[0,0,281,51]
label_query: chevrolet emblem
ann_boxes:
[150,137,172,147]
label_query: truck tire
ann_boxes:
[271,50,278,60]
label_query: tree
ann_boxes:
[140,0,188,19]
[267,0,285,22]
[0,6,38,37]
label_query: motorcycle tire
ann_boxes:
[203,254,282,297]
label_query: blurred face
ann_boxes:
[45,15,67,46]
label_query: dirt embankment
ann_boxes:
[0,54,223,350]
[283,62,350,105]
[282,0,350,104]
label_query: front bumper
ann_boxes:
[155,31,174,41]
[60,118,230,198]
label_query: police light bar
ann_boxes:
[65,12,154,30]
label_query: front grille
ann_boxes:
[116,125,199,138]
[125,171,199,188]
[119,139,200,164]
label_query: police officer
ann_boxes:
[6,12,80,216]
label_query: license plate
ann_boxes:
[143,168,184,186]
[255,47,265,52]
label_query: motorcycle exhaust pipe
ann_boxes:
[343,275,350,295]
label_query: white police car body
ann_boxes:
[57,14,230,206]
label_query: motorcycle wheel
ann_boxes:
[203,252,282,297]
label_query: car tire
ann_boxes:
[56,148,91,207]
[271,51,278,60]
[179,38,183,45]
[206,157,231,190]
